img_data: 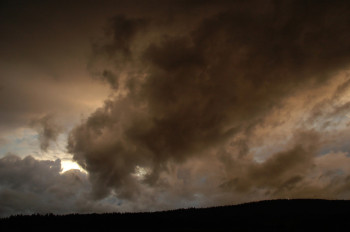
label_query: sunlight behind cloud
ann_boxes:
[61,160,87,173]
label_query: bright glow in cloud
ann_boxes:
[132,166,150,180]
[61,160,87,173]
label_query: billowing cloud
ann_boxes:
[0,154,119,218]
[67,0,350,205]
[2,0,350,216]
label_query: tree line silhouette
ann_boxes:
[1,199,350,231]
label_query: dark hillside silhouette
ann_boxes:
[1,199,350,231]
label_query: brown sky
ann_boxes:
[2,0,350,217]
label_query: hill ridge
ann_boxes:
[1,199,349,231]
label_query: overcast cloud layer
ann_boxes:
[2,0,350,217]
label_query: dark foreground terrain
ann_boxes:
[1,199,350,231]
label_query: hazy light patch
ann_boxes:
[0,128,72,160]
[0,128,38,157]
[61,160,87,173]
[38,133,71,160]
[132,165,150,180]
[251,141,290,163]
[253,156,265,163]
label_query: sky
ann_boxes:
[2,0,350,217]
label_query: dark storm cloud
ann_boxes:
[30,115,62,152]
[103,15,149,58]
[0,154,117,218]
[220,131,319,193]
[90,15,149,89]
[68,1,350,200]
[218,130,350,201]
[101,70,119,90]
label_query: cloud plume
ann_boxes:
[30,115,62,152]
[67,0,350,205]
